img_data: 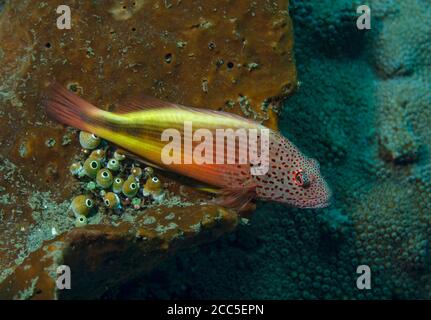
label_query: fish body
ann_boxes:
[92,105,259,190]
[45,85,332,209]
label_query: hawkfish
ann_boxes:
[45,84,332,209]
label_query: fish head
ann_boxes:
[255,140,332,209]
[284,156,332,209]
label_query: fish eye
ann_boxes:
[130,183,137,190]
[102,171,109,178]
[104,199,110,206]
[152,177,159,183]
[294,171,311,188]
[294,171,303,185]
[90,161,98,169]
[91,134,98,139]
[115,178,122,183]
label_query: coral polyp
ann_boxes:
[114,150,126,161]
[83,158,101,179]
[143,176,165,201]
[89,149,106,161]
[96,168,114,189]
[71,195,93,217]
[79,131,101,150]
[112,177,124,194]
[144,167,154,178]
[75,215,88,227]
[69,162,83,176]
[107,158,120,171]
[131,166,143,178]
[103,192,121,209]
[122,175,140,198]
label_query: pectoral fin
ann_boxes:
[212,181,257,211]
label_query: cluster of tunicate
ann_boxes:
[68,131,166,227]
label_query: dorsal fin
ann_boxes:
[115,94,184,114]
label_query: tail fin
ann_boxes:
[44,83,101,132]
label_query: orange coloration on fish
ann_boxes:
[44,84,332,209]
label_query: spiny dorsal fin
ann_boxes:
[115,94,184,114]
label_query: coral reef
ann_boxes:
[112,0,431,299]
[1,0,430,300]
[0,0,296,298]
